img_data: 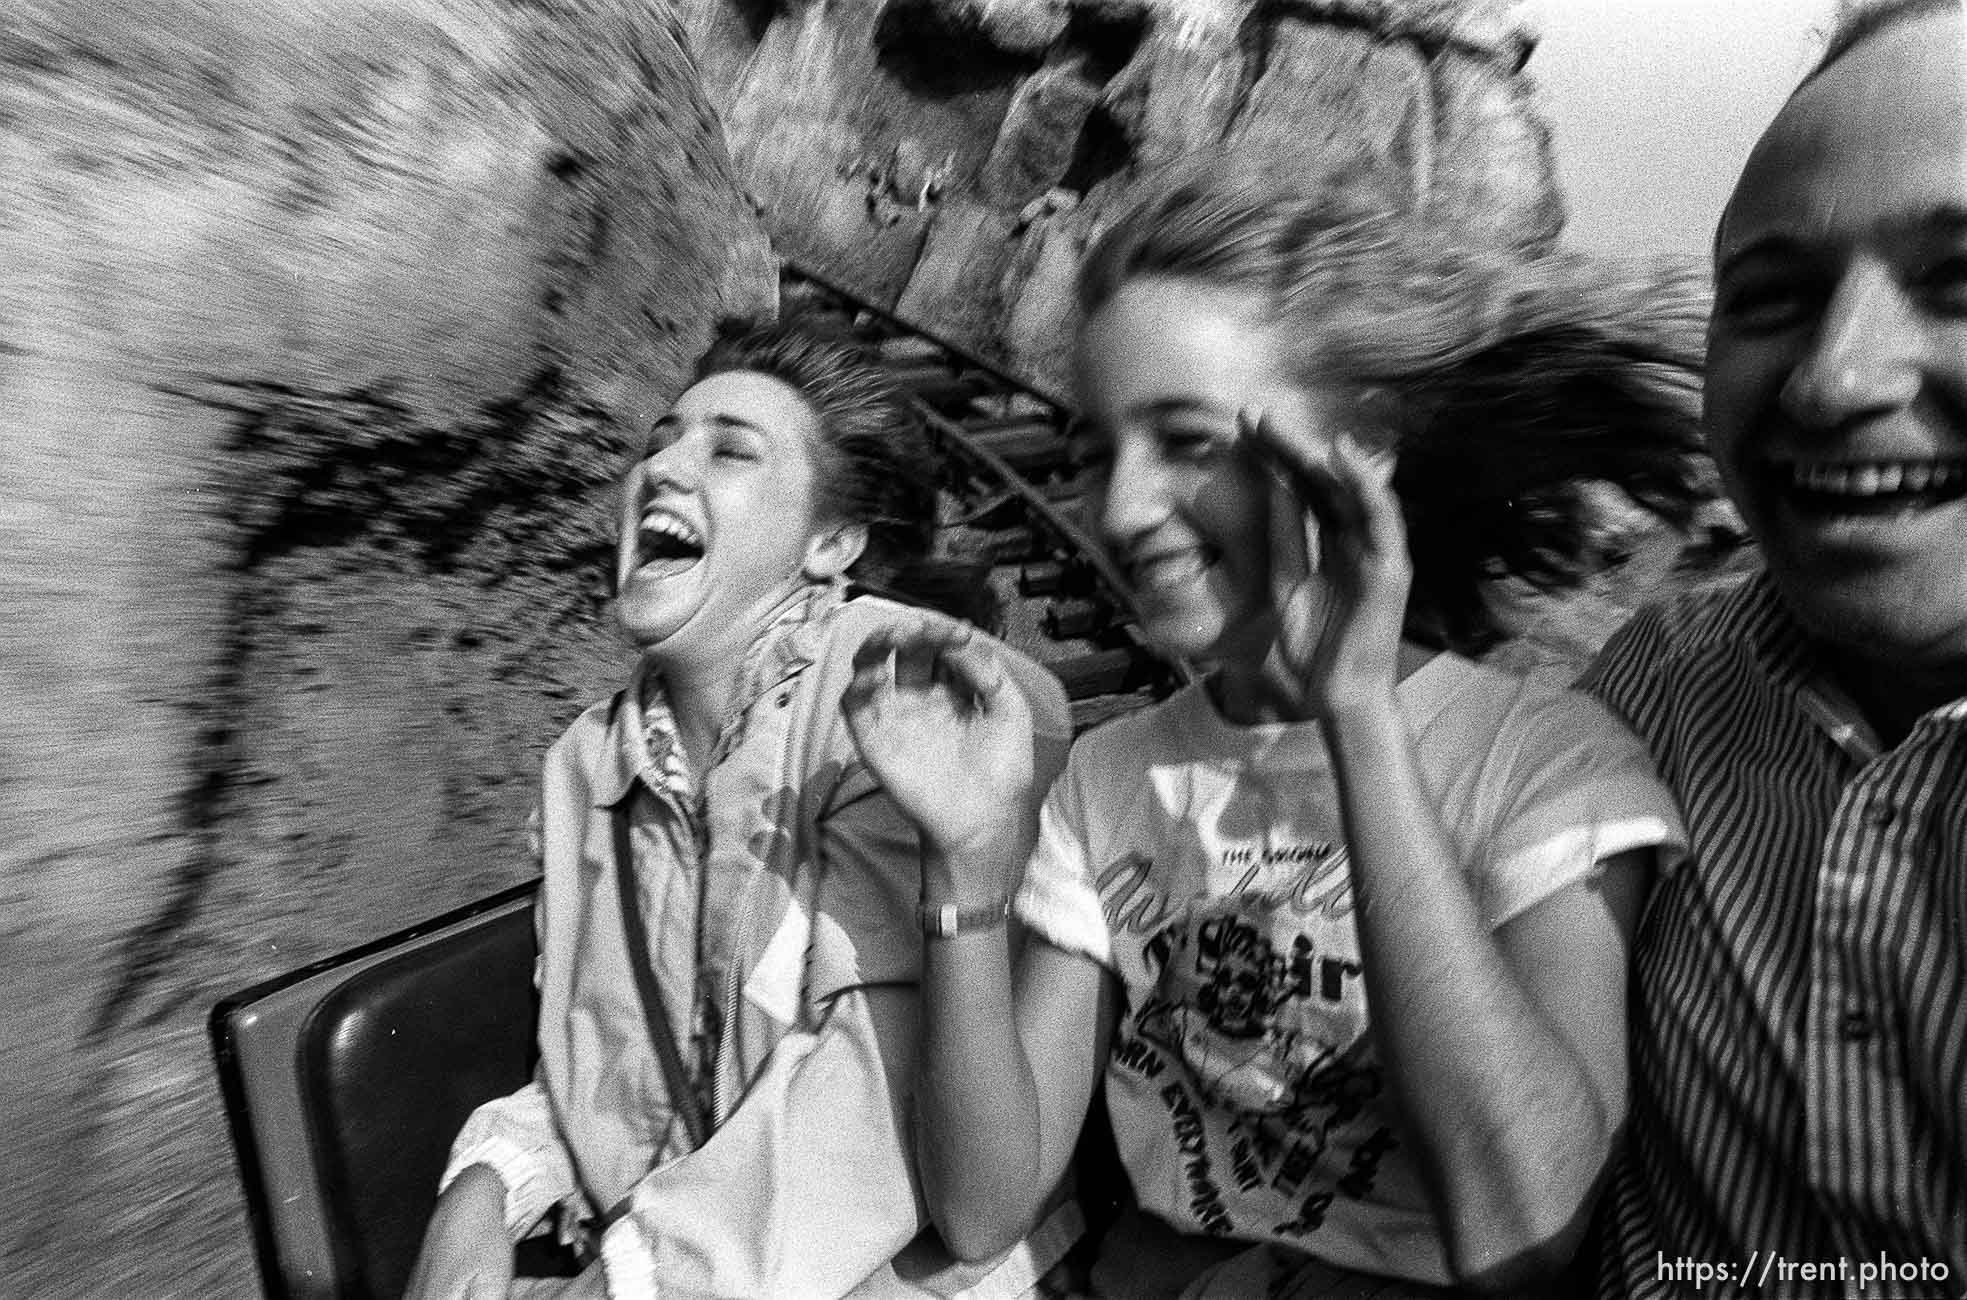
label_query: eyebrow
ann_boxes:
[1715,235,1804,281]
[1719,202,1967,278]
[648,411,769,435]
[1133,396,1234,420]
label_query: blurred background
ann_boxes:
[1533,0,1833,255]
[0,0,1829,1295]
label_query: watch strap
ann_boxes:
[918,895,1011,938]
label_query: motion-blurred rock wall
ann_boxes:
[1,1,770,1294]
[687,0,1558,394]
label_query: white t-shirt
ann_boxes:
[1016,653,1684,1286]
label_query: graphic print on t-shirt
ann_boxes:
[1135,896,1376,1123]
[1046,666,1676,1275]
[1102,834,1400,1240]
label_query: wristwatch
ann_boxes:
[917,896,1011,938]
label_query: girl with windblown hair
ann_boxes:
[408,322,1074,1300]
[842,157,1704,1296]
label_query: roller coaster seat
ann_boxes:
[210,883,540,1300]
[210,877,1132,1299]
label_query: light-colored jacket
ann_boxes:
[444,584,1075,1298]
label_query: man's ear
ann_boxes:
[803,521,868,582]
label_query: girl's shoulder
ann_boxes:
[1405,652,1650,777]
[1412,656,1684,921]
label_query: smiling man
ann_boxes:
[1580,1,1967,1291]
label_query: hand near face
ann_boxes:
[841,614,1037,890]
[1242,407,1411,716]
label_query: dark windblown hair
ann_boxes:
[1078,152,1710,654]
[691,319,997,627]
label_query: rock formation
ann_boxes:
[1,2,769,1293]
[688,0,1561,394]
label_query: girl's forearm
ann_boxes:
[1321,696,1618,1284]
[914,922,1049,1261]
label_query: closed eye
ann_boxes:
[713,433,762,462]
[1714,270,1824,334]
[1912,253,1967,314]
[1156,422,1235,463]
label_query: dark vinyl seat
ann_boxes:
[211,874,1146,1299]
[211,883,539,1299]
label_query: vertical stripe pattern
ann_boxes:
[1582,573,1967,1298]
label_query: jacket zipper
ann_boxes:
[711,868,764,1126]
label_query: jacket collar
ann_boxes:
[591,581,844,807]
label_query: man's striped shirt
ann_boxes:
[1581,572,1967,1298]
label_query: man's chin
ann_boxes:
[1772,564,1967,678]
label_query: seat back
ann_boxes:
[211,883,539,1299]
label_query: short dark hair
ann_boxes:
[1080,152,1710,653]
[690,320,1002,627]
[693,319,940,591]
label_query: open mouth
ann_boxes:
[635,509,705,571]
[1781,458,1967,517]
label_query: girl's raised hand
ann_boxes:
[1241,406,1410,717]
[841,613,1036,878]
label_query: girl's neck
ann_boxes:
[644,582,818,773]
[657,656,743,776]
[1207,639,1441,726]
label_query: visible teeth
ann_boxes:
[1790,459,1967,496]
[639,510,702,547]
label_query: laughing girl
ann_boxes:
[843,159,1702,1296]
[407,322,1072,1300]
